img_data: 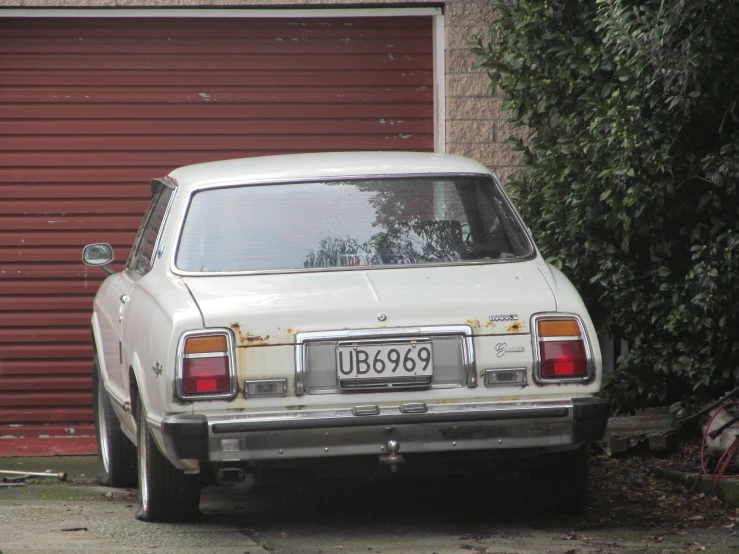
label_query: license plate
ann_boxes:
[336,340,434,382]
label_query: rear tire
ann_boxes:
[93,356,137,487]
[521,444,589,515]
[134,396,201,522]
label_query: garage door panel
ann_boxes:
[0,104,434,120]
[1,134,434,152]
[0,408,92,424]
[0,169,158,184]
[0,280,106,296]
[3,37,433,55]
[1,147,433,167]
[4,119,432,136]
[0,378,90,392]
[2,16,432,34]
[0,314,92,329]
[0,88,432,104]
[0,263,126,279]
[0,200,149,215]
[0,216,143,231]
[0,249,129,263]
[0,15,435,455]
[2,70,432,88]
[0,329,91,345]
[0,53,431,71]
[0,344,93,360]
[0,296,96,311]
[0,361,91,376]
[0,185,148,200]
[0,231,134,247]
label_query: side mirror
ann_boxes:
[82,243,115,274]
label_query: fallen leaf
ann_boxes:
[280,532,291,539]
[688,515,704,521]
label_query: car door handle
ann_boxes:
[120,294,129,304]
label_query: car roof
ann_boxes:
[167,151,493,189]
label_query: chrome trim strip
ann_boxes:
[174,257,535,278]
[175,328,238,401]
[539,336,582,343]
[209,400,572,433]
[530,313,595,385]
[294,325,476,396]
[183,352,228,359]
[169,173,537,277]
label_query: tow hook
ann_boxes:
[379,439,405,473]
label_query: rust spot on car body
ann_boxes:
[230,322,271,345]
[484,321,497,329]
[466,319,481,328]
[505,322,526,333]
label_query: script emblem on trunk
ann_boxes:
[495,343,525,357]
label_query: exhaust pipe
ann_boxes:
[214,465,257,490]
[217,467,246,484]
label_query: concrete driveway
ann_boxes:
[1,455,738,554]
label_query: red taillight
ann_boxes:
[182,357,231,394]
[535,316,592,382]
[540,341,588,378]
[181,334,232,397]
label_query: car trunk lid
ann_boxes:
[183,261,555,346]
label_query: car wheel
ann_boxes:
[520,444,589,515]
[93,356,137,487]
[134,395,201,522]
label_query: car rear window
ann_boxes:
[175,176,534,273]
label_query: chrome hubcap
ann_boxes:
[97,382,110,473]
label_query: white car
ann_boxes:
[83,151,608,522]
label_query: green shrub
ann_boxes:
[473,0,739,413]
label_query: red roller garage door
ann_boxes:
[0,14,434,456]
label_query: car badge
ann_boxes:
[495,343,525,357]
[489,314,518,322]
[152,361,163,377]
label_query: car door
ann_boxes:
[108,183,175,398]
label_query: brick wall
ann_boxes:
[0,0,520,182]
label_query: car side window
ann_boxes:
[126,186,174,277]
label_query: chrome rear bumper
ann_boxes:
[158,397,608,463]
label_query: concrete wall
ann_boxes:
[0,0,520,182]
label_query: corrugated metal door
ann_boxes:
[0,16,434,456]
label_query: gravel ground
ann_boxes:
[2,446,739,554]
